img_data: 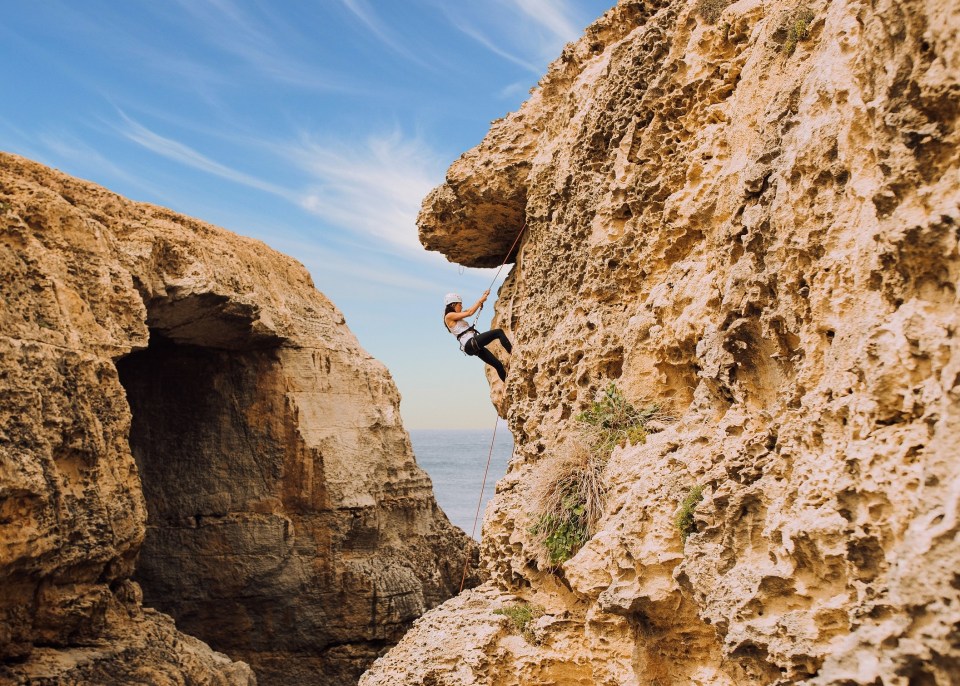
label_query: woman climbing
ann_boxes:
[444,291,512,382]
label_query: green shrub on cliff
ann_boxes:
[675,485,704,543]
[576,383,663,458]
[494,603,544,643]
[531,504,588,566]
[695,0,732,24]
[779,8,815,56]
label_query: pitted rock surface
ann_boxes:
[0,152,478,685]
[364,0,960,684]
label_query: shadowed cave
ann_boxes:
[113,294,430,685]
[114,335,321,663]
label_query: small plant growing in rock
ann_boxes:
[494,603,544,643]
[529,442,605,567]
[675,485,704,543]
[780,8,815,56]
[530,385,671,568]
[577,383,664,458]
[695,0,732,24]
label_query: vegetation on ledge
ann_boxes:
[493,603,545,643]
[531,384,670,567]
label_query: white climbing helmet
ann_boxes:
[444,293,462,306]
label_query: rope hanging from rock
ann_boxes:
[459,221,525,593]
[459,412,500,593]
[471,222,526,328]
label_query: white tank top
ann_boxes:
[448,318,476,346]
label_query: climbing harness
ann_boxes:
[459,412,500,593]
[457,327,480,355]
[446,311,480,355]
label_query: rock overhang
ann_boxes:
[416,113,535,268]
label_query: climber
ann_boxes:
[444,292,512,382]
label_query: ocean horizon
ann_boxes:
[409,427,514,540]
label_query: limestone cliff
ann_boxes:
[0,152,478,685]
[362,0,960,683]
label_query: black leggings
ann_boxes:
[464,329,512,382]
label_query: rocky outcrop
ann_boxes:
[0,152,477,685]
[364,0,960,684]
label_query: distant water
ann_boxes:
[410,426,513,540]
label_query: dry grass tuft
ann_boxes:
[529,442,606,567]
[695,0,732,24]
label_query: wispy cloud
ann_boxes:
[288,129,444,257]
[272,236,442,294]
[115,112,295,200]
[339,0,435,69]
[443,13,542,74]
[37,130,174,200]
[440,0,587,71]
[0,117,53,167]
[168,0,356,91]
[109,112,447,261]
[498,81,530,99]
[510,0,581,43]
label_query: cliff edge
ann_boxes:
[362,0,960,683]
[0,152,478,685]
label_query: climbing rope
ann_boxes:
[459,413,500,593]
[458,221,527,593]
[470,222,527,328]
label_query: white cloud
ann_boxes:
[498,81,529,99]
[116,112,295,200]
[168,0,355,91]
[37,130,173,200]
[440,0,586,70]
[339,0,435,69]
[442,14,542,75]
[289,129,446,257]
[0,117,53,168]
[272,236,442,294]
[510,0,581,43]
[110,113,449,262]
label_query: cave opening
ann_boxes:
[111,292,322,679]
[112,291,459,686]
[114,329,296,648]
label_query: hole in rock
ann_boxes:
[115,324,314,668]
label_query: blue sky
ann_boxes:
[0,0,611,429]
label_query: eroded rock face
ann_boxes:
[0,152,477,685]
[364,0,960,684]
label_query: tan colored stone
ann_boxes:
[0,152,478,685]
[359,583,601,686]
[2,594,256,686]
[364,0,960,683]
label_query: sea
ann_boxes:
[409,426,514,540]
